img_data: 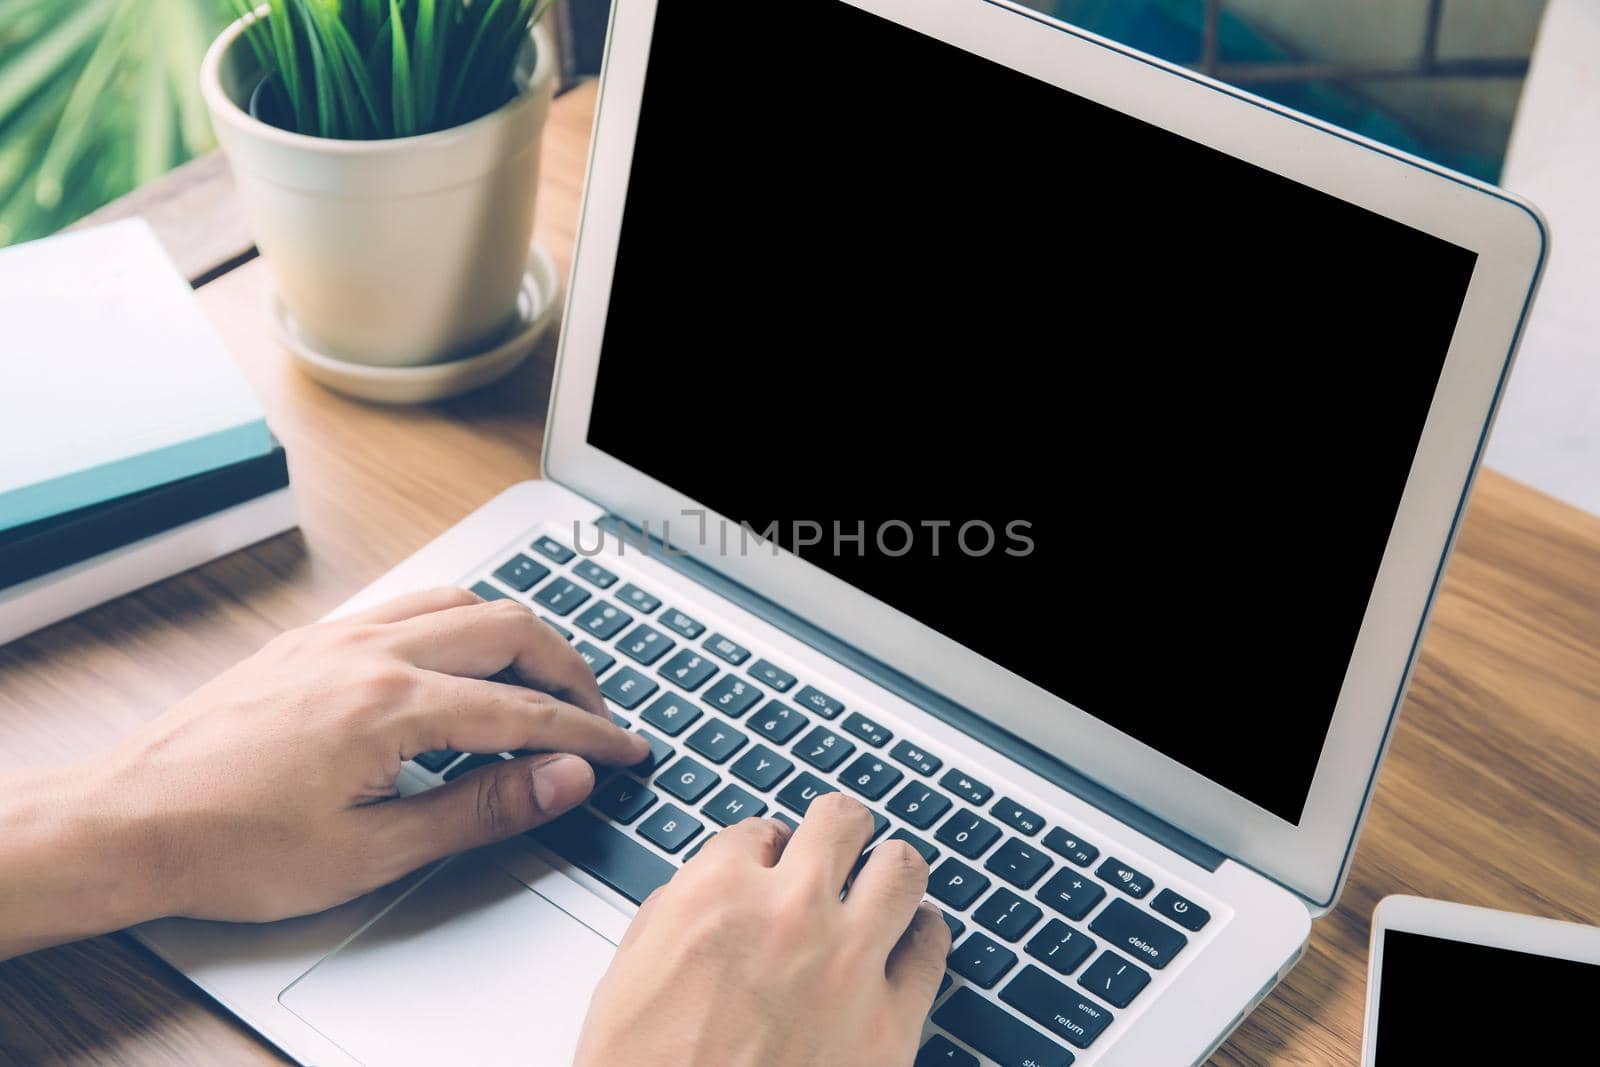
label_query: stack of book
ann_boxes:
[0,220,297,645]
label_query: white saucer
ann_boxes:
[269,245,560,405]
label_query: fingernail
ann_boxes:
[531,754,593,813]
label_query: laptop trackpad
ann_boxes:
[279,853,617,1066]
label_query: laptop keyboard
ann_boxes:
[424,531,1221,1065]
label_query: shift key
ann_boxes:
[932,988,1075,1067]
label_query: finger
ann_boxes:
[402,672,648,766]
[846,838,931,956]
[886,902,952,1007]
[778,792,876,893]
[340,586,483,626]
[697,816,792,869]
[384,600,607,718]
[368,752,595,875]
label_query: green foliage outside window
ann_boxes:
[0,0,225,247]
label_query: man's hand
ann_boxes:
[0,587,647,958]
[576,793,951,1067]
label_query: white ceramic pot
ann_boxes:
[201,9,555,368]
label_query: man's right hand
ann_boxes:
[575,793,950,1067]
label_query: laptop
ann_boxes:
[134,1,1546,1064]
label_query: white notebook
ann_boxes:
[0,219,272,531]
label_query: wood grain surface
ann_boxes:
[3,76,1597,1066]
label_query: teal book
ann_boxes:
[0,219,272,533]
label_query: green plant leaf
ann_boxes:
[0,0,116,126]
[388,0,413,137]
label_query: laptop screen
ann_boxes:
[585,0,1478,824]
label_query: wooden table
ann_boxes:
[2,79,1597,1066]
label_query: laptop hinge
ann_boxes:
[597,514,1225,873]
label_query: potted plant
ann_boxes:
[201,1,556,388]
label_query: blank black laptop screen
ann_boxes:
[1375,930,1597,1060]
[586,0,1480,823]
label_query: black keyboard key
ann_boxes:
[984,838,1053,890]
[573,559,617,588]
[684,834,713,861]
[886,783,953,830]
[949,932,1019,989]
[617,583,660,613]
[936,811,1002,859]
[747,658,795,691]
[1026,919,1096,976]
[703,632,751,665]
[530,808,676,904]
[702,675,763,718]
[1036,868,1107,922]
[974,888,1045,943]
[639,692,702,736]
[772,812,800,832]
[575,641,615,676]
[599,666,659,709]
[888,828,940,865]
[575,601,632,640]
[610,712,630,729]
[618,623,675,666]
[533,577,590,616]
[868,808,890,842]
[1151,888,1211,931]
[940,769,993,805]
[470,580,510,601]
[840,711,891,747]
[889,740,942,776]
[1042,827,1099,868]
[686,721,748,764]
[442,753,505,781]
[531,535,575,563]
[413,749,460,773]
[776,771,837,816]
[705,784,767,826]
[940,910,965,942]
[1079,950,1151,1008]
[658,649,718,691]
[590,776,656,824]
[1088,898,1187,969]
[631,730,673,775]
[730,744,794,791]
[493,554,550,592]
[916,1034,978,1067]
[747,700,807,743]
[637,803,702,853]
[795,725,855,771]
[993,797,1044,836]
[1096,857,1154,899]
[660,608,705,639]
[928,858,989,910]
[540,616,574,640]
[1002,965,1114,1049]
[840,754,903,800]
[658,756,720,804]
[792,683,844,719]
[932,988,1074,1067]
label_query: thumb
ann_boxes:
[374,753,596,872]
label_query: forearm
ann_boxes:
[0,759,169,961]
